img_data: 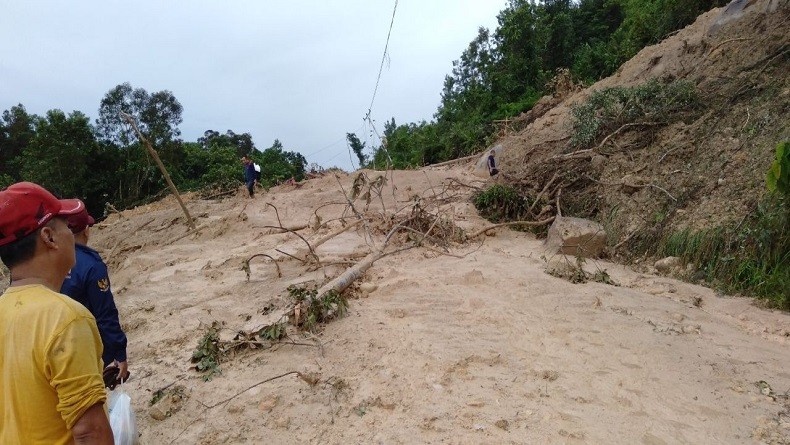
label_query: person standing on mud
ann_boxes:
[487,149,499,177]
[242,155,257,197]
[0,182,113,444]
[60,203,130,389]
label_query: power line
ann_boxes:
[362,0,398,168]
[305,123,364,159]
[364,0,398,123]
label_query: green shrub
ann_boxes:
[569,79,698,149]
[473,184,530,223]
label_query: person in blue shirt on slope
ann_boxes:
[242,155,257,197]
[60,203,129,388]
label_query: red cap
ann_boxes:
[0,182,85,247]
[66,204,95,234]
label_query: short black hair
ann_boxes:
[0,228,40,269]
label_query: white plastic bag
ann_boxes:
[108,387,138,445]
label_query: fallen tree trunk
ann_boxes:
[314,249,381,297]
[242,248,385,335]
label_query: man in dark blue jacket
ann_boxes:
[242,155,257,197]
[60,203,129,388]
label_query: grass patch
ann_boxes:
[660,196,789,309]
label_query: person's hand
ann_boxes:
[103,361,130,389]
[116,360,129,383]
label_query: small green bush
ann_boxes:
[570,79,698,149]
[472,184,531,223]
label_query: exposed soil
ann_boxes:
[81,165,790,444]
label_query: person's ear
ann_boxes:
[39,226,57,247]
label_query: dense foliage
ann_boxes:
[369,0,727,168]
[0,85,307,218]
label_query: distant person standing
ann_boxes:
[60,203,129,389]
[0,182,113,444]
[487,149,499,177]
[242,155,257,197]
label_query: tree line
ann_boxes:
[2,0,727,217]
[0,82,308,218]
[368,0,728,169]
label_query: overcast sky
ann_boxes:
[1,1,506,170]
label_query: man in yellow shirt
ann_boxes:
[0,182,113,444]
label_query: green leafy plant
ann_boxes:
[592,269,618,286]
[767,141,790,197]
[258,322,287,341]
[191,321,222,381]
[149,389,165,406]
[288,286,349,332]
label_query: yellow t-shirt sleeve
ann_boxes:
[46,316,107,429]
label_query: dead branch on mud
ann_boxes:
[467,217,556,240]
[705,37,753,58]
[265,202,284,227]
[556,187,563,217]
[243,253,282,280]
[259,225,319,264]
[202,371,300,409]
[528,172,560,214]
[444,177,483,191]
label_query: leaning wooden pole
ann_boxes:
[120,112,196,230]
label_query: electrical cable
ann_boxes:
[364,0,399,124]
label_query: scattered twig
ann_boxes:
[244,253,282,279]
[265,203,283,227]
[104,203,123,217]
[275,248,309,264]
[648,183,677,202]
[613,230,638,250]
[203,371,299,409]
[705,37,753,58]
[445,177,482,191]
[596,122,659,151]
[153,377,185,396]
[260,225,319,264]
[163,222,211,246]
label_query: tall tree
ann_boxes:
[346,132,367,167]
[0,104,36,186]
[199,129,256,158]
[255,139,307,185]
[96,82,183,147]
[20,109,97,200]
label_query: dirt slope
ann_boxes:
[497,0,789,254]
[86,166,790,444]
